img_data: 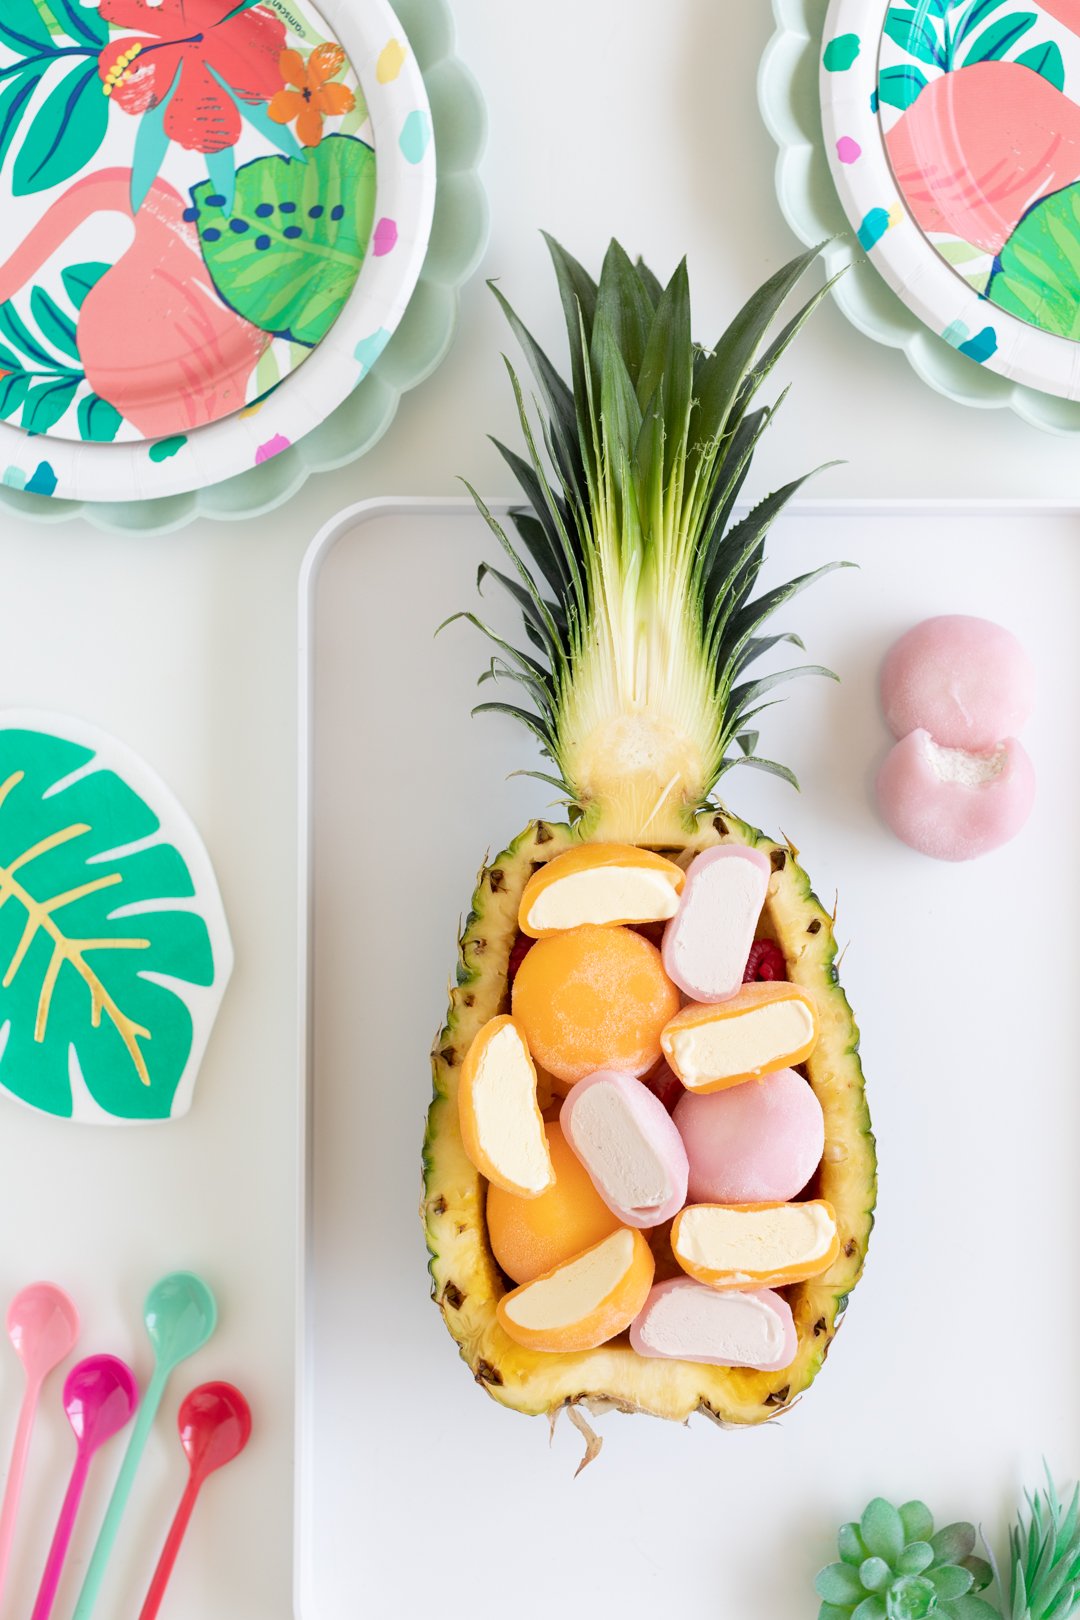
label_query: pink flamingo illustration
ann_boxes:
[0,168,269,437]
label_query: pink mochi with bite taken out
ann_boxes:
[662,845,770,1003]
[630,1277,797,1371]
[674,1067,824,1205]
[880,614,1035,752]
[876,728,1035,862]
[560,1071,688,1229]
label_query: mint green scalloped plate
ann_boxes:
[0,0,487,532]
[760,0,1080,434]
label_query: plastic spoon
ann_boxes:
[30,1356,138,1620]
[71,1273,217,1620]
[0,1283,79,1606]
[137,1383,252,1620]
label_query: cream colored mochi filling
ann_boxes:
[669,999,815,1088]
[504,1230,634,1330]
[675,1203,835,1282]
[525,866,680,932]
[924,735,1005,786]
[472,1024,549,1193]
[570,1085,672,1212]
[638,1287,785,1364]
[667,857,765,991]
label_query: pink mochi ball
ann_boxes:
[876,729,1035,861]
[662,845,771,1003]
[674,1068,824,1205]
[880,615,1035,751]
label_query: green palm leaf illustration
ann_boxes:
[0,716,232,1123]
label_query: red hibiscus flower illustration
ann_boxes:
[97,0,287,154]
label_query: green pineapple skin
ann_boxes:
[423,810,876,1426]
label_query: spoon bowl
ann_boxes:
[8,1284,79,1381]
[63,1356,140,1450]
[144,1273,218,1372]
[179,1382,252,1478]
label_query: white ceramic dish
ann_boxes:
[297,496,1080,1620]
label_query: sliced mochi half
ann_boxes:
[630,1277,796,1371]
[518,843,685,937]
[496,1227,655,1353]
[662,845,770,1002]
[672,1200,839,1290]
[458,1015,554,1197]
[560,1071,688,1228]
[876,729,1035,861]
[660,981,819,1093]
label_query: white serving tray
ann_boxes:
[298,497,1080,1620]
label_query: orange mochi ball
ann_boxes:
[511,924,679,1085]
[487,1122,621,1284]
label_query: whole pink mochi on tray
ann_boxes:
[674,1068,824,1205]
[662,845,770,1002]
[630,1278,796,1372]
[880,615,1035,752]
[560,1071,688,1229]
[876,729,1035,862]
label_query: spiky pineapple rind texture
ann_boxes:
[424,811,876,1425]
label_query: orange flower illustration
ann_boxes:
[268,44,356,148]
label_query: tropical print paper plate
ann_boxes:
[821,0,1080,400]
[0,0,435,501]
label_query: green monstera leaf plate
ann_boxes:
[0,712,233,1124]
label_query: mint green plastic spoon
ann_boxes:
[71,1273,217,1620]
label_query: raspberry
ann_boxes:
[507,934,534,982]
[641,1063,684,1113]
[743,939,786,982]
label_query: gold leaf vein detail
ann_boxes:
[0,772,152,1086]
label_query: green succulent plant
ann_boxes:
[1005,1477,1080,1620]
[816,1498,998,1620]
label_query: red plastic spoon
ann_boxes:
[138,1382,252,1620]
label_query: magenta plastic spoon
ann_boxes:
[30,1356,139,1620]
[0,1283,79,1607]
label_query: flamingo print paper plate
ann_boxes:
[0,0,436,503]
[821,0,1080,400]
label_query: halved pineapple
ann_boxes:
[423,238,876,1425]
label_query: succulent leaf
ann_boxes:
[929,1567,976,1600]
[901,1505,937,1545]
[931,1526,979,1567]
[862,1500,907,1565]
[854,1597,889,1620]
[862,1560,894,1592]
[898,1545,937,1576]
[886,1576,938,1619]
[840,1524,870,1566]
[818,1563,869,1605]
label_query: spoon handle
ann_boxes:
[0,1379,39,1605]
[30,1447,91,1620]
[70,1368,165,1620]
[137,1474,201,1620]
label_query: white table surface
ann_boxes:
[0,3,1077,1617]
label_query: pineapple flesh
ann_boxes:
[424,239,876,1425]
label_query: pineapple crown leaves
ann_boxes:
[816,1499,997,1620]
[447,233,851,838]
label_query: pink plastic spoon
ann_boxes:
[138,1383,252,1620]
[0,1284,79,1606]
[30,1356,139,1620]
